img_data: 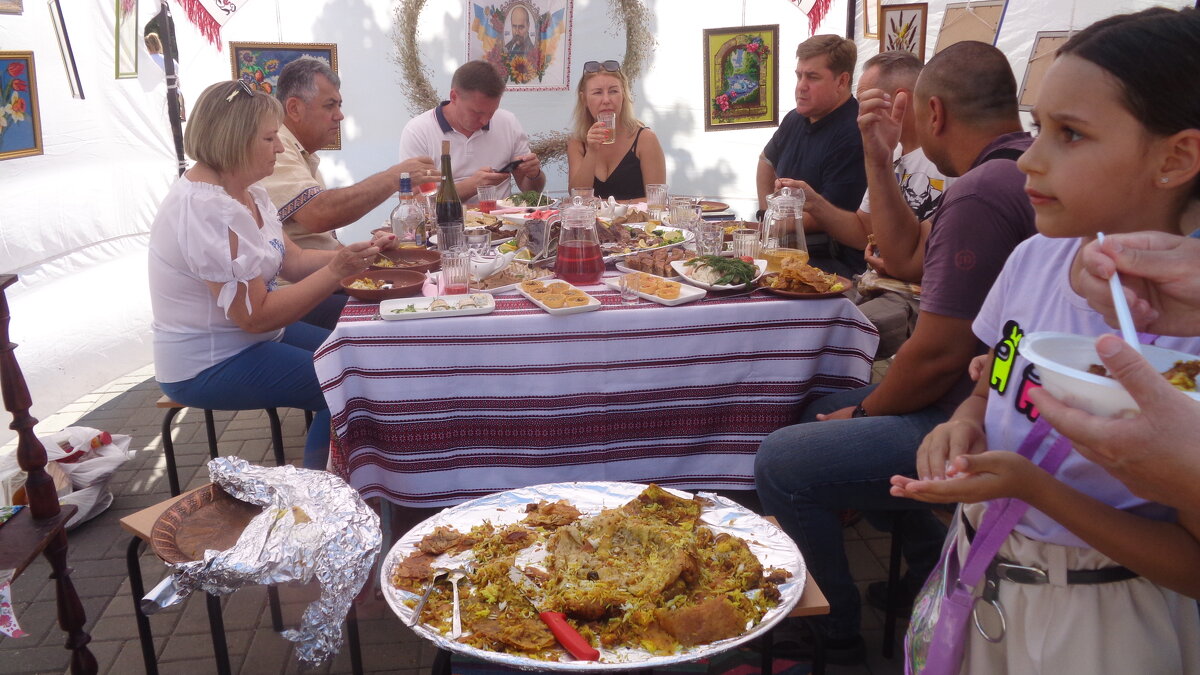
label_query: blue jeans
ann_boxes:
[160,322,332,469]
[754,384,949,639]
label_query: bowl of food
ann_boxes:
[341,270,426,302]
[670,255,766,291]
[1020,332,1200,417]
[370,247,441,273]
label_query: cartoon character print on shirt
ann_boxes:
[897,168,947,221]
[989,319,1041,422]
[267,237,285,291]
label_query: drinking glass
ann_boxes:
[597,111,616,145]
[731,228,761,259]
[695,221,724,257]
[570,187,595,202]
[465,228,491,255]
[439,247,471,295]
[436,221,465,251]
[477,183,508,214]
[618,274,640,304]
[668,196,695,229]
[645,184,667,222]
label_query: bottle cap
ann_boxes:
[399,172,411,194]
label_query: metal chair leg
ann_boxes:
[160,407,183,497]
[265,408,286,467]
[203,409,219,460]
[883,517,905,659]
[267,585,283,632]
[126,537,159,675]
[303,409,313,431]
[346,602,363,675]
[205,593,232,675]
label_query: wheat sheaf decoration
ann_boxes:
[392,0,655,165]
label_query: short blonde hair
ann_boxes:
[184,81,283,174]
[571,67,639,143]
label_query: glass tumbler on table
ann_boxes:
[437,221,466,252]
[618,274,640,305]
[730,228,761,259]
[439,247,471,295]
[645,184,667,223]
[695,220,724,257]
[476,182,508,214]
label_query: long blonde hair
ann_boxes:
[571,67,640,143]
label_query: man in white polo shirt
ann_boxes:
[400,60,545,203]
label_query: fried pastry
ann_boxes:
[542,293,566,308]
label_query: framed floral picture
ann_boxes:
[114,0,137,78]
[467,0,573,91]
[703,24,779,132]
[880,2,927,61]
[229,41,339,150]
[0,52,43,161]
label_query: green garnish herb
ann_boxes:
[685,255,757,286]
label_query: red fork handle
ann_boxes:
[539,611,600,661]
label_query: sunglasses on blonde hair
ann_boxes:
[583,60,621,73]
[225,79,255,103]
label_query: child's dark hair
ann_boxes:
[1060,7,1200,197]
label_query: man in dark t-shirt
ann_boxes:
[754,42,1037,664]
[756,35,867,277]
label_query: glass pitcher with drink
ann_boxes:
[554,197,604,285]
[760,187,808,272]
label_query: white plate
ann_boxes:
[428,233,516,248]
[603,276,705,306]
[613,261,683,281]
[517,282,602,315]
[379,294,495,320]
[601,226,693,263]
[670,258,768,291]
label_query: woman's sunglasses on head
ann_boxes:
[583,60,621,73]
[226,79,255,103]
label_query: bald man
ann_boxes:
[755,41,1038,663]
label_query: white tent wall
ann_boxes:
[0,0,1190,445]
[0,0,176,445]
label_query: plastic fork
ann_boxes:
[1096,232,1143,355]
[447,567,468,638]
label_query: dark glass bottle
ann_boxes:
[435,140,462,225]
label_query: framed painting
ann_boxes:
[49,0,84,99]
[863,0,880,38]
[703,24,779,132]
[1019,31,1071,111]
[467,0,573,91]
[229,41,340,150]
[0,0,22,14]
[0,52,43,161]
[933,0,1007,54]
[115,0,137,78]
[880,3,927,61]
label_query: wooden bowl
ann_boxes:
[340,270,427,302]
[370,247,441,273]
[151,484,262,564]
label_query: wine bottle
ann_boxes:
[435,140,462,225]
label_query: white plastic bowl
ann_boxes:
[1020,332,1200,417]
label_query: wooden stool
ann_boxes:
[120,487,363,675]
[156,395,287,496]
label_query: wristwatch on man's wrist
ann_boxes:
[852,403,870,418]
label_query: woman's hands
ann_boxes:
[327,241,381,279]
[585,122,610,151]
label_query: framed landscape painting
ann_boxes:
[880,2,927,61]
[0,52,43,161]
[229,41,339,150]
[703,24,778,132]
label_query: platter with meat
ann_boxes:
[594,219,692,262]
[383,482,805,670]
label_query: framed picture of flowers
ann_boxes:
[0,52,42,161]
[880,3,927,61]
[467,0,573,91]
[229,42,339,150]
[703,24,778,132]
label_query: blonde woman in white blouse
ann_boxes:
[149,80,385,469]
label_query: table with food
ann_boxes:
[314,198,879,508]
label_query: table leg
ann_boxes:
[126,537,158,675]
[759,630,774,674]
[346,602,363,675]
[44,528,97,675]
[431,647,451,675]
[205,593,233,675]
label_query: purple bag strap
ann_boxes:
[956,417,1073,586]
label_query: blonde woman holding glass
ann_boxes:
[567,60,665,201]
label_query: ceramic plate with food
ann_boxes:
[518,280,602,315]
[603,274,705,306]
[758,272,851,299]
[379,294,496,320]
[597,224,692,262]
[699,200,730,213]
[670,256,767,291]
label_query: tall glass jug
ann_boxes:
[554,197,604,285]
[760,187,808,271]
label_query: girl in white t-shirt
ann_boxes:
[150,80,386,469]
[890,7,1200,673]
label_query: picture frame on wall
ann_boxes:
[0,0,23,15]
[115,0,138,78]
[229,41,340,150]
[703,24,779,132]
[933,0,1007,54]
[0,52,43,161]
[1018,31,1071,111]
[863,0,880,38]
[466,0,573,91]
[49,0,84,99]
[880,2,927,60]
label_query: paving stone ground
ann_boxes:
[0,363,905,675]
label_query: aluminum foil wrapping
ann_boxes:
[382,481,806,671]
[143,457,381,667]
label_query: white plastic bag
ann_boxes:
[41,426,133,528]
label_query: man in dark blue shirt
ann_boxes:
[757,35,868,276]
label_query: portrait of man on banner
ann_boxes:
[468,0,572,91]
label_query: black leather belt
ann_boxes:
[963,510,1139,585]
